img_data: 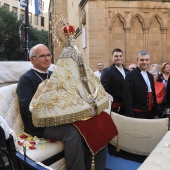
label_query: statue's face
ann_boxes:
[70,38,75,47]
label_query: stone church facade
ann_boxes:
[49,0,170,70]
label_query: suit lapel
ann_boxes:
[136,68,147,85]
[124,68,129,75]
[112,65,123,78]
[112,65,127,79]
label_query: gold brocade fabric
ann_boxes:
[30,47,109,127]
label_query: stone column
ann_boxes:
[107,10,112,33]
[124,27,131,63]
[143,27,149,51]
[161,27,168,63]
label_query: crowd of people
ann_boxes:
[16,42,170,170]
[95,48,170,119]
[17,44,112,170]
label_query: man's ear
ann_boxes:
[29,57,34,63]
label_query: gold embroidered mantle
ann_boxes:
[30,47,109,127]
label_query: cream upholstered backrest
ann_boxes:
[110,112,169,156]
[0,62,55,87]
[0,62,32,85]
[0,84,24,135]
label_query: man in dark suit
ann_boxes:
[101,48,129,115]
[123,51,158,119]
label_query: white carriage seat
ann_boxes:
[0,83,65,170]
[109,112,169,156]
[0,61,55,87]
[0,61,32,86]
[138,131,170,170]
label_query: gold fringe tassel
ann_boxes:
[91,155,95,170]
[116,134,120,152]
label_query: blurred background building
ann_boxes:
[0,0,49,31]
[49,0,170,70]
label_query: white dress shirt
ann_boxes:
[94,70,102,79]
[141,71,152,92]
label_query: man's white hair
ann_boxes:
[149,69,159,76]
[29,44,47,58]
[151,63,159,68]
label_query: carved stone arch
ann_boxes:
[113,13,126,26]
[149,14,163,28]
[109,13,126,33]
[130,14,145,28]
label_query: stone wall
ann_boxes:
[50,0,170,70]
[106,1,170,67]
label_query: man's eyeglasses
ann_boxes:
[32,54,52,59]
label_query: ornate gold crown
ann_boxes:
[50,13,76,47]
[62,25,75,37]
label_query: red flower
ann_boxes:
[20,134,28,139]
[29,145,36,150]
[29,141,36,145]
[18,141,23,146]
[49,139,56,143]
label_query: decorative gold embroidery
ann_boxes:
[30,47,109,127]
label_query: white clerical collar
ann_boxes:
[32,67,48,74]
